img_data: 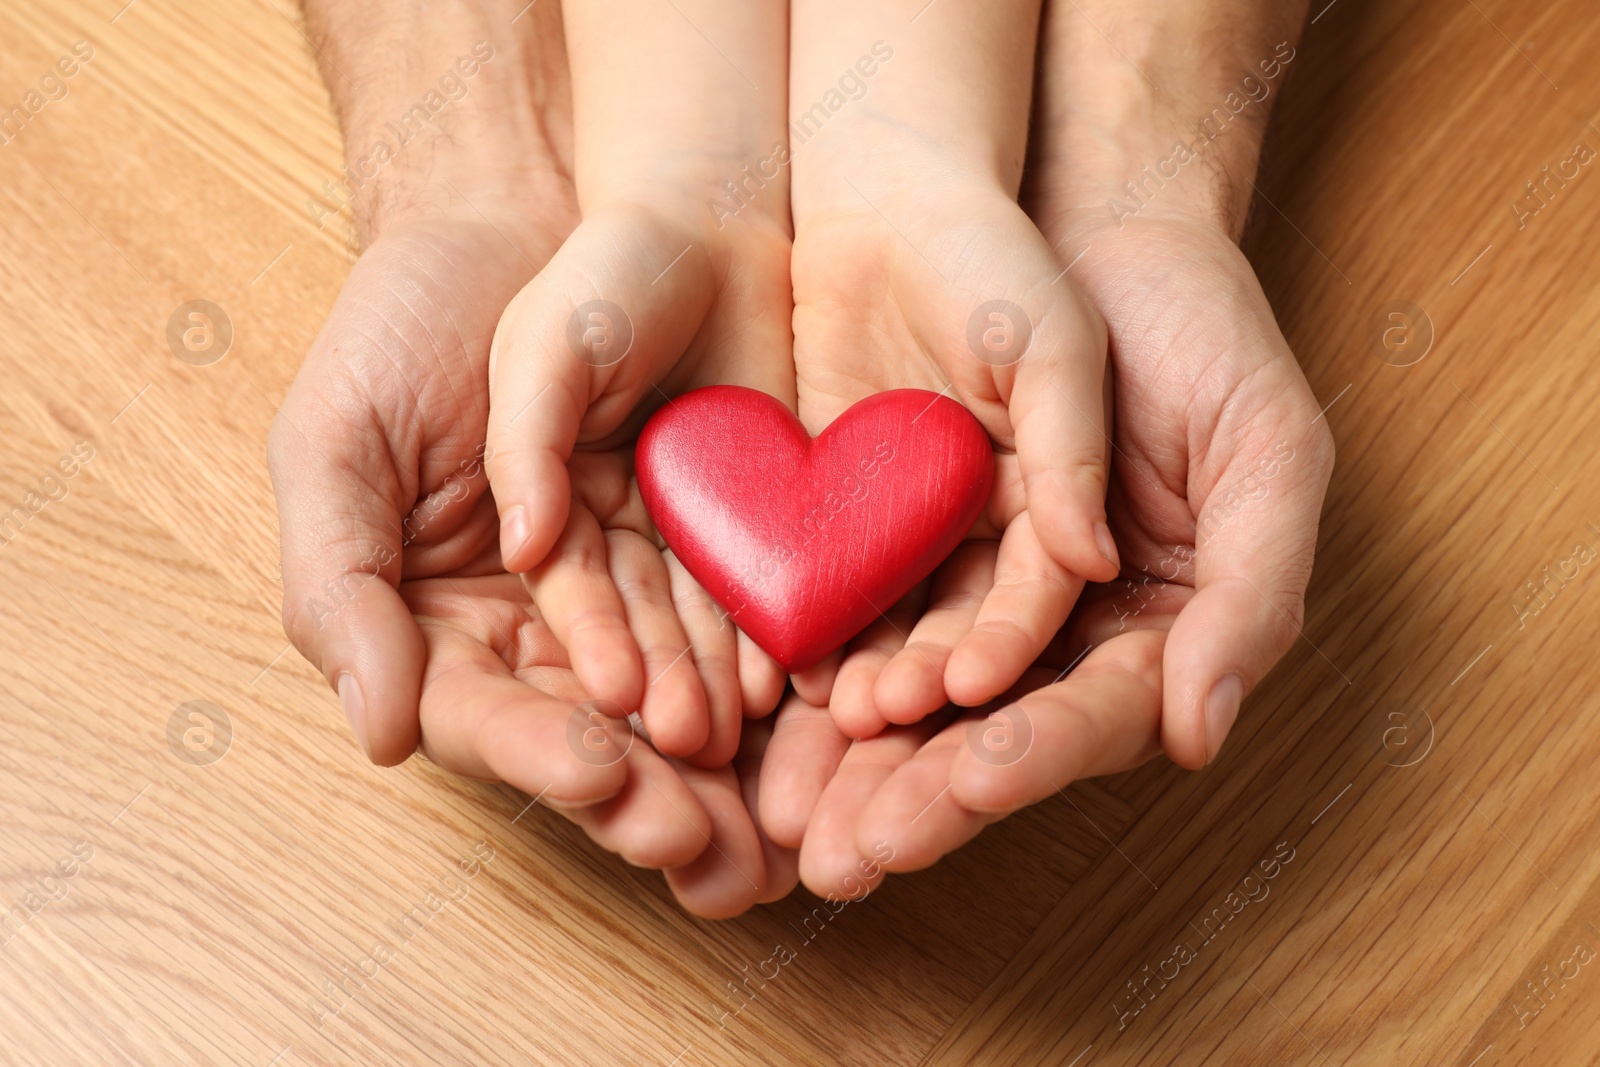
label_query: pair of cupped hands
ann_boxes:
[268,0,1333,917]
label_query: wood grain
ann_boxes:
[2,0,1598,1063]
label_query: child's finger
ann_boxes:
[606,532,709,758]
[758,692,852,849]
[822,579,929,736]
[485,209,714,574]
[875,542,997,724]
[1007,278,1120,585]
[737,629,787,716]
[790,647,844,707]
[950,628,1165,813]
[525,503,644,715]
[828,614,910,739]
[561,746,713,870]
[943,512,1082,706]
[664,551,743,768]
[664,763,768,919]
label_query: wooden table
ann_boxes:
[3,0,1599,1063]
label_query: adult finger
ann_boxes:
[1163,377,1334,768]
[413,620,629,807]
[561,748,713,870]
[949,628,1165,811]
[851,727,995,874]
[758,692,852,849]
[797,716,949,900]
[269,365,422,767]
[664,763,768,918]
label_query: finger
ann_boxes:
[737,628,787,717]
[944,513,1082,706]
[664,552,743,768]
[798,717,948,900]
[268,396,422,767]
[664,763,767,918]
[607,532,708,758]
[791,647,843,708]
[1005,270,1120,584]
[827,580,928,736]
[950,628,1166,812]
[414,621,628,807]
[853,726,995,873]
[758,692,852,849]
[737,721,800,903]
[526,503,645,714]
[485,208,714,572]
[875,542,996,724]
[828,614,909,739]
[562,746,713,870]
[1165,407,1335,768]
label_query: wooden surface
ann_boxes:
[3,0,1600,1063]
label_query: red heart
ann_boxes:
[636,387,993,671]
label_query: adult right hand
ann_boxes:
[268,0,798,916]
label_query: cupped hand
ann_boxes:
[1030,210,1336,769]
[759,610,1166,898]
[267,215,795,916]
[765,210,1335,895]
[407,569,798,917]
[788,186,1119,739]
[483,202,792,766]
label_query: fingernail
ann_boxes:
[1204,674,1243,763]
[1094,521,1120,569]
[338,673,371,759]
[500,505,531,569]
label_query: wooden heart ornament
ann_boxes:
[636,387,993,671]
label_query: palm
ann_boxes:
[272,217,795,918]
[404,570,797,917]
[787,194,1115,735]
[761,211,1334,900]
[483,206,796,761]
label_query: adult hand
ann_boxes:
[271,0,578,767]
[1024,0,1333,769]
[761,0,1335,894]
[267,0,795,916]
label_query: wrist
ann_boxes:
[792,119,1014,228]
[303,0,575,247]
[1025,0,1309,242]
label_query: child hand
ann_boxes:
[483,0,793,764]
[788,0,1118,737]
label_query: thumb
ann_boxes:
[268,389,424,767]
[1163,412,1336,769]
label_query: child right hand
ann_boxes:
[483,0,794,767]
